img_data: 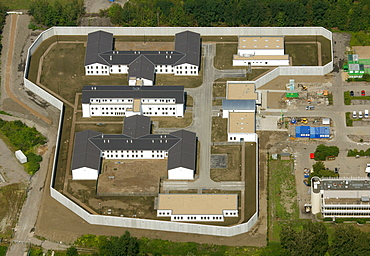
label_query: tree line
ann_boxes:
[0,3,8,53]
[28,0,84,27]
[281,222,370,256]
[103,0,370,32]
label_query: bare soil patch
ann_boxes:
[97,159,167,196]
[115,42,175,51]
[352,46,370,59]
[258,75,332,90]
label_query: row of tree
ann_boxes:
[103,0,370,32]
[281,222,370,256]
[0,3,8,52]
[28,0,84,27]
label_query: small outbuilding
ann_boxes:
[280,153,291,160]
[15,150,27,164]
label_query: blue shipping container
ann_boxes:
[295,126,310,137]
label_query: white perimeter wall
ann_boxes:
[23,25,332,237]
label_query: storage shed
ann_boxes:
[15,150,27,164]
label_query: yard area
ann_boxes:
[0,183,27,238]
[214,43,239,70]
[151,112,192,129]
[210,145,241,182]
[285,36,332,66]
[268,159,304,242]
[211,116,227,142]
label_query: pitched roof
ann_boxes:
[71,130,102,171]
[222,99,256,110]
[123,115,151,138]
[128,55,155,81]
[85,31,113,66]
[81,85,184,104]
[175,31,201,66]
[168,130,197,171]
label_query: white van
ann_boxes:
[359,111,363,119]
[365,109,369,118]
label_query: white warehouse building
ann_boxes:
[233,36,290,67]
[81,85,185,118]
[71,115,197,181]
[84,30,201,81]
[311,177,370,218]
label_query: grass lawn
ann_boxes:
[185,94,193,107]
[268,159,307,242]
[211,145,241,182]
[0,0,76,9]
[214,43,239,70]
[244,142,257,222]
[211,116,227,142]
[0,184,27,238]
[213,83,226,97]
[151,112,192,128]
[0,246,6,256]
[75,123,123,134]
[285,36,332,66]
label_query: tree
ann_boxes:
[309,161,338,183]
[314,144,339,161]
[331,225,370,256]
[66,246,78,256]
[281,222,328,256]
[99,231,140,256]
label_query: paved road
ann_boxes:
[162,44,246,191]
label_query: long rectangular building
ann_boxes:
[82,85,184,118]
[157,194,238,222]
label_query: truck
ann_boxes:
[366,163,370,173]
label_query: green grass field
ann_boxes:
[0,0,76,10]
[268,159,307,241]
[0,246,7,256]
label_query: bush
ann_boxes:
[344,91,351,105]
[314,144,339,161]
[348,148,370,157]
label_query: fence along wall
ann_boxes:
[24,26,332,237]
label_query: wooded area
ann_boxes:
[103,0,370,32]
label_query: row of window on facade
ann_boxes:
[93,99,133,103]
[176,71,197,75]
[105,150,163,153]
[87,71,109,74]
[103,154,164,158]
[173,216,223,220]
[143,99,175,103]
[86,66,108,69]
[147,107,176,110]
[142,112,176,115]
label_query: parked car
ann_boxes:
[359,111,363,119]
[353,111,357,118]
[365,109,369,118]
[335,167,339,174]
[305,106,315,110]
[362,90,366,96]
[350,91,354,97]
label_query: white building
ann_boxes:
[157,194,238,222]
[311,177,370,218]
[82,85,185,118]
[233,36,290,67]
[222,82,259,142]
[84,30,201,78]
[15,150,27,164]
[71,115,196,181]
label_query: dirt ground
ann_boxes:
[258,75,333,90]
[97,159,167,195]
[266,92,286,109]
[115,42,175,51]
[352,46,370,59]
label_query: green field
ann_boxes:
[268,159,306,241]
[0,0,76,10]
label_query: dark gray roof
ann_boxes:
[99,50,185,66]
[123,115,151,138]
[71,116,196,173]
[222,100,256,110]
[71,130,102,171]
[128,55,155,81]
[82,85,184,104]
[174,31,201,66]
[90,134,180,151]
[85,31,113,66]
[168,130,197,171]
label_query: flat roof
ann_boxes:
[227,83,257,100]
[238,36,284,50]
[157,194,238,215]
[229,112,255,134]
[313,178,370,194]
[233,54,289,60]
